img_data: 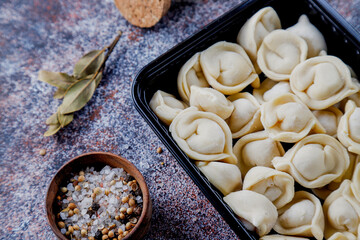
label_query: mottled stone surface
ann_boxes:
[0,0,359,239]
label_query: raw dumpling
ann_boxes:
[233,131,285,176]
[327,232,357,240]
[224,190,278,237]
[257,30,308,81]
[339,91,360,112]
[189,86,234,119]
[351,160,360,202]
[323,180,360,238]
[196,161,242,196]
[260,93,325,143]
[338,100,360,155]
[272,134,350,188]
[177,52,210,102]
[226,92,263,138]
[274,191,324,240]
[287,15,327,58]
[260,235,309,240]
[290,55,358,110]
[312,106,343,137]
[312,152,358,200]
[149,90,188,125]
[200,41,260,95]
[243,166,295,209]
[170,107,237,164]
[237,7,281,73]
[253,78,293,104]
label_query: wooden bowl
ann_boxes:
[45,152,152,239]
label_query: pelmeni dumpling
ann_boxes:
[237,7,281,73]
[312,152,358,200]
[260,93,325,143]
[339,91,360,112]
[177,53,210,102]
[272,134,350,188]
[257,30,308,81]
[338,100,360,155]
[274,191,324,240]
[200,41,260,95]
[253,78,293,104]
[170,107,237,164]
[223,190,278,236]
[323,180,360,238]
[290,55,359,110]
[196,161,242,196]
[351,160,360,201]
[260,235,309,240]
[226,92,263,138]
[312,106,343,137]
[287,15,327,58]
[243,166,295,209]
[149,90,188,125]
[327,232,357,240]
[189,86,234,119]
[233,131,285,176]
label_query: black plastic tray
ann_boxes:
[131,0,360,239]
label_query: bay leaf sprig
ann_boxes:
[39,31,122,136]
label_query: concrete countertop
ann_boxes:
[0,0,359,239]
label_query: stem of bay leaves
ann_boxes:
[42,31,122,137]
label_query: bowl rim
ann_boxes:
[45,151,151,240]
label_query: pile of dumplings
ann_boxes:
[149,6,360,240]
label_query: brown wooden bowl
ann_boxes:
[45,152,152,240]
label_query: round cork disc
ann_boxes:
[114,0,171,28]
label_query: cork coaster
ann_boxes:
[114,0,171,28]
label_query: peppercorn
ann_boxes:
[115,215,120,221]
[68,203,76,209]
[58,221,65,228]
[102,228,109,235]
[121,196,129,203]
[102,235,109,240]
[123,231,129,237]
[110,180,116,186]
[68,210,74,217]
[125,222,132,230]
[39,149,46,156]
[79,170,85,176]
[120,207,126,213]
[128,198,135,207]
[108,230,114,238]
[73,208,80,214]
[93,187,101,195]
[126,207,133,215]
[157,147,162,154]
[68,225,74,233]
[75,185,81,191]
[61,187,67,193]
[73,225,79,231]
[81,229,87,236]
[78,175,85,182]
[105,189,110,196]
[117,228,123,235]
[92,203,100,211]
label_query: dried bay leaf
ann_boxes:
[45,112,59,125]
[53,87,67,99]
[58,78,96,114]
[57,111,74,127]
[73,50,105,79]
[38,70,76,89]
[40,32,122,137]
[44,123,61,137]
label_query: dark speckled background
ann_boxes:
[0,0,359,239]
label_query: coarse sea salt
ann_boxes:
[56,165,143,240]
